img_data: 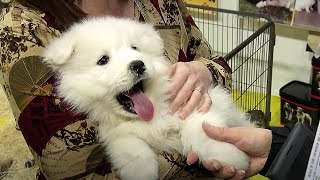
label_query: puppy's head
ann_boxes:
[283,102,290,109]
[43,17,170,121]
[296,107,303,114]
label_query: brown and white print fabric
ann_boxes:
[0,0,231,179]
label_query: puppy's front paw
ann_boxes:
[181,120,250,170]
[108,137,159,180]
[119,157,159,180]
[306,8,311,13]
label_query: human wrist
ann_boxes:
[195,57,216,83]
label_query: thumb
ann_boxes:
[202,123,241,145]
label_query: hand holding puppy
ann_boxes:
[188,123,272,179]
[168,61,213,119]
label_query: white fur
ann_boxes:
[0,0,11,3]
[256,0,315,12]
[43,17,255,180]
[256,0,295,11]
[295,0,316,12]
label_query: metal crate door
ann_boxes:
[186,4,275,127]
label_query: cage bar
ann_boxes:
[186,4,275,127]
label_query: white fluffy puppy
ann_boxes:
[295,0,316,12]
[43,17,255,180]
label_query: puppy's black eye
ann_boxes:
[131,46,138,50]
[97,55,109,65]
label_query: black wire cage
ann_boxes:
[186,4,276,127]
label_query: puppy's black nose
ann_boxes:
[129,60,145,75]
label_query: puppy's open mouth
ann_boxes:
[116,81,154,121]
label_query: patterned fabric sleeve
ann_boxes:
[0,3,122,180]
[0,2,79,154]
[177,0,232,91]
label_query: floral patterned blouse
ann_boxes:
[0,0,232,179]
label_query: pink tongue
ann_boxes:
[129,88,154,121]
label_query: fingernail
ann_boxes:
[239,170,246,177]
[214,163,221,170]
[230,167,236,174]
[179,113,185,120]
[186,158,194,165]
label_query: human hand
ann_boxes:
[168,61,213,119]
[187,123,272,179]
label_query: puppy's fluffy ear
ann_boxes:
[42,34,74,67]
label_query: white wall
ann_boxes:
[217,0,314,96]
[218,0,239,11]
[271,26,312,96]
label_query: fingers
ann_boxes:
[169,64,194,113]
[169,78,197,113]
[227,170,246,180]
[168,62,189,98]
[245,157,268,177]
[202,160,245,180]
[179,88,202,119]
[212,166,237,179]
[188,153,243,180]
[212,166,246,180]
[186,151,198,165]
[198,93,212,113]
[202,160,222,172]
[180,90,212,119]
[203,123,273,157]
[187,151,225,175]
[188,153,246,179]
[168,74,188,103]
[168,62,213,119]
